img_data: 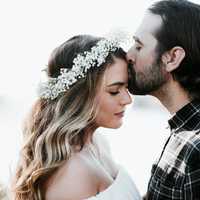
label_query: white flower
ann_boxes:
[38,39,119,100]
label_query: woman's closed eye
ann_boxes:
[109,91,119,96]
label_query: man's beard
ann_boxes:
[128,59,168,95]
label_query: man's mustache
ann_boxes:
[127,62,136,94]
[128,62,135,79]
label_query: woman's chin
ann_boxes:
[105,121,123,129]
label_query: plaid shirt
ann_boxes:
[147,99,200,200]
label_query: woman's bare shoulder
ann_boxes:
[45,153,100,200]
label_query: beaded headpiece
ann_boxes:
[38,39,120,100]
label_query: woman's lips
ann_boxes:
[114,111,125,118]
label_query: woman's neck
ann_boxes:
[84,124,98,145]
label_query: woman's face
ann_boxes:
[95,58,132,129]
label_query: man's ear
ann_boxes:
[161,47,185,72]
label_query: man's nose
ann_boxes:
[126,48,135,64]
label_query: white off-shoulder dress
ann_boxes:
[85,167,142,200]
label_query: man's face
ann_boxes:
[127,12,169,95]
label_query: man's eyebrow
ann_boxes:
[107,82,126,87]
[133,36,143,46]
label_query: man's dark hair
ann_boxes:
[149,0,200,99]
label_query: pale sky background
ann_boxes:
[0,0,199,196]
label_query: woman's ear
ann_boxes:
[162,47,185,72]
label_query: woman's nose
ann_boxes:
[120,90,132,106]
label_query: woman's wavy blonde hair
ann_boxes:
[13,35,126,200]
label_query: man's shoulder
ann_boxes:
[168,130,200,156]
[186,130,200,161]
[177,130,200,167]
[157,130,200,172]
[184,130,200,148]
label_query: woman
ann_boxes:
[13,35,141,200]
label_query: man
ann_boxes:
[127,0,200,199]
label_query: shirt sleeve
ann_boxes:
[184,141,200,199]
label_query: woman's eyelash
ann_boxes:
[110,91,119,95]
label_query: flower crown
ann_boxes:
[38,39,120,100]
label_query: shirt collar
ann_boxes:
[168,99,200,133]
